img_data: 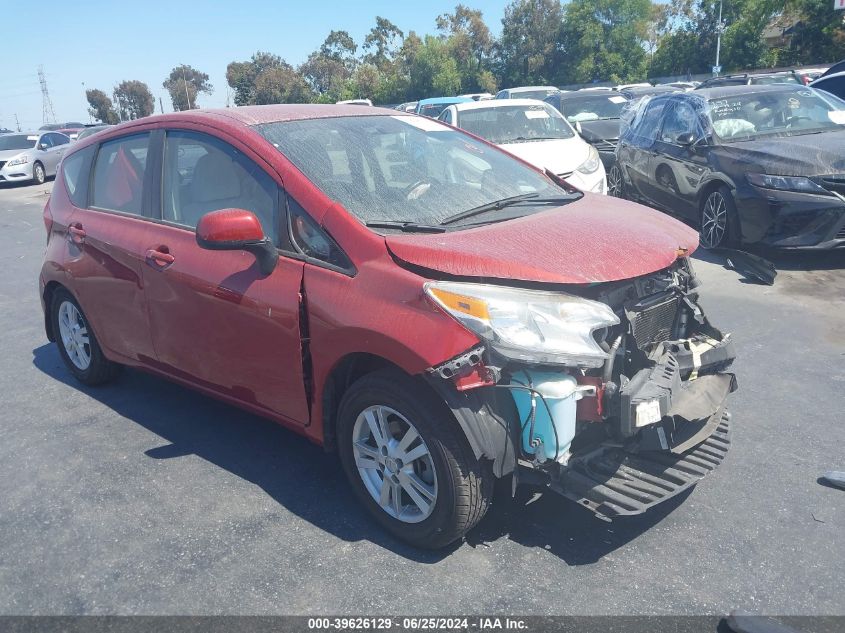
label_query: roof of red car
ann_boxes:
[186,104,402,126]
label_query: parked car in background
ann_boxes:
[438,99,606,194]
[615,85,845,249]
[458,92,493,101]
[337,99,373,106]
[41,104,735,548]
[495,86,561,100]
[614,82,651,91]
[396,101,418,112]
[810,62,845,101]
[696,72,802,89]
[415,96,473,118]
[40,122,86,140]
[619,85,680,105]
[0,131,69,184]
[0,128,13,135]
[662,82,698,91]
[795,67,828,84]
[543,91,630,175]
[74,125,113,142]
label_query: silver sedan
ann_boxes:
[0,131,70,185]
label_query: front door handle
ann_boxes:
[146,247,175,269]
[68,223,86,245]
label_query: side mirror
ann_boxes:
[196,208,278,276]
[676,132,696,146]
[575,121,583,134]
[39,143,49,151]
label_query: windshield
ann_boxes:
[558,95,628,122]
[513,89,557,101]
[256,115,573,230]
[0,134,37,151]
[458,103,575,144]
[707,87,845,142]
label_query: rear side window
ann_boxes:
[61,145,95,207]
[91,133,150,215]
[162,131,278,242]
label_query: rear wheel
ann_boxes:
[700,186,738,249]
[607,163,624,198]
[33,162,46,185]
[337,370,492,549]
[51,288,120,385]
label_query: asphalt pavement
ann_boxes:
[1,180,843,615]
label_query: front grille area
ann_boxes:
[837,225,845,239]
[593,139,618,152]
[628,293,679,348]
[817,175,845,196]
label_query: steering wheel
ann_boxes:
[403,180,431,201]
[786,115,812,128]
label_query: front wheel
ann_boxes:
[607,163,624,198]
[33,162,46,185]
[699,186,738,249]
[337,370,492,549]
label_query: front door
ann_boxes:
[140,129,309,425]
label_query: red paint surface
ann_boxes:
[387,193,699,284]
[41,105,699,449]
[197,208,264,243]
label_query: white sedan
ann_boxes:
[437,99,607,194]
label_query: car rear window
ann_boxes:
[91,133,150,215]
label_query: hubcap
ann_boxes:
[57,301,91,370]
[352,405,438,523]
[608,166,622,197]
[701,192,728,248]
[35,165,44,182]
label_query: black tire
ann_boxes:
[699,185,739,249]
[337,369,493,549]
[51,288,120,385]
[33,162,46,185]
[607,163,625,198]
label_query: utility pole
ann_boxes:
[38,65,56,124]
[14,114,21,132]
[714,0,725,76]
[159,97,165,114]
[181,65,192,110]
[83,82,92,123]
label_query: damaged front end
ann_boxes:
[424,256,737,520]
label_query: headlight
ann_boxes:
[424,281,619,368]
[6,155,28,167]
[576,145,601,174]
[747,173,828,194]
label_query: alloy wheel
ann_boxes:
[608,165,623,197]
[34,163,45,185]
[57,300,91,370]
[352,405,438,523]
[701,191,728,248]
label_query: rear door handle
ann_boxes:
[146,247,175,269]
[68,223,86,245]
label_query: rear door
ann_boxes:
[140,128,309,425]
[64,131,157,363]
[618,98,669,203]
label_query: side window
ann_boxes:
[162,131,278,243]
[440,109,453,125]
[91,133,149,215]
[632,99,668,145]
[51,133,69,146]
[660,101,696,143]
[38,135,54,150]
[61,145,95,207]
[288,197,353,272]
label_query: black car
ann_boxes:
[810,61,845,101]
[615,85,845,249]
[544,91,630,171]
[696,72,802,90]
[618,85,679,104]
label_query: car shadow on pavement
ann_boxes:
[33,342,685,565]
[692,245,845,272]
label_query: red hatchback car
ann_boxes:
[40,105,737,548]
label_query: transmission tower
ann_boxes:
[38,66,56,125]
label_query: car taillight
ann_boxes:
[43,200,53,239]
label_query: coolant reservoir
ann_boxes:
[510,370,583,463]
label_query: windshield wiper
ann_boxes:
[365,220,447,233]
[440,193,572,226]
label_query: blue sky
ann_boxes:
[2,0,512,131]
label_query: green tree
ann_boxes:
[163,64,213,111]
[437,5,496,92]
[408,35,462,97]
[779,0,845,64]
[113,80,154,121]
[301,31,359,98]
[85,88,119,124]
[254,64,314,104]
[363,17,404,70]
[559,0,653,85]
[226,51,284,106]
[497,0,564,87]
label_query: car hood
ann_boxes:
[385,194,698,285]
[577,119,621,143]
[0,149,28,161]
[497,137,589,175]
[717,130,845,176]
